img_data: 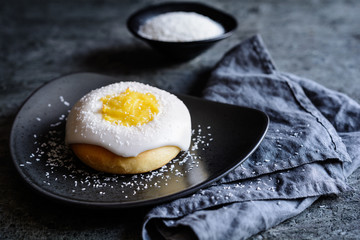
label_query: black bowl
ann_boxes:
[127,2,237,61]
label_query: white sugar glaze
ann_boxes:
[65,82,191,157]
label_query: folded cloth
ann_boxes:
[142,35,360,240]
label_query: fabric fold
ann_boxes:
[142,35,360,240]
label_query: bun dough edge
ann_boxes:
[71,144,181,174]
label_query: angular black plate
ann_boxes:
[10,73,269,209]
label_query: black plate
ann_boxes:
[127,2,237,61]
[10,73,268,209]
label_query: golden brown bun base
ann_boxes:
[71,144,180,174]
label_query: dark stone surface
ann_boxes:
[1,0,359,239]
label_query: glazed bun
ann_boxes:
[66,82,191,174]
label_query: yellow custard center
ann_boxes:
[101,88,159,126]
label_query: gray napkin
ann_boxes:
[142,35,360,240]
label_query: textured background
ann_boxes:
[1,0,360,239]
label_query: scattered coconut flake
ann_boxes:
[25,102,213,198]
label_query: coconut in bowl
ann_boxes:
[127,2,237,61]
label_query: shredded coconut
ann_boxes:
[138,11,224,42]
[27,103,213,198]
